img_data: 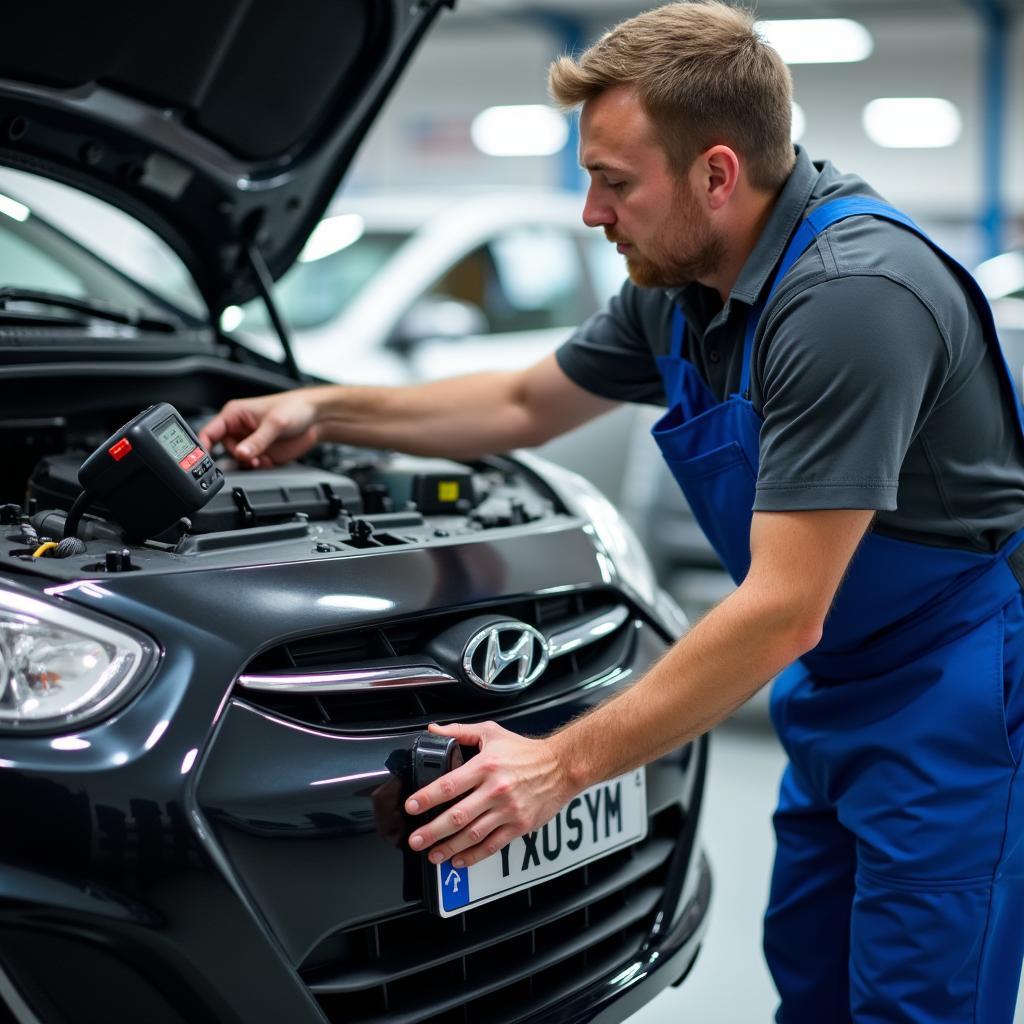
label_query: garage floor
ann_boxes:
[624,713,1024,1024]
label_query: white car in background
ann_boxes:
[229,190,644,503]
[975,248,1024,395]
[229,190,625,381]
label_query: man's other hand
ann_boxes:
[405,721,575,869]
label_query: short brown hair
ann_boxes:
[549,1,795,192]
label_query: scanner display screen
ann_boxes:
[155,416,195,462]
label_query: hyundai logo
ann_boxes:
[461,621,549,694]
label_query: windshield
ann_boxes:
[0,206,176,316]
[0,168,204,321]
[229,229,408,333]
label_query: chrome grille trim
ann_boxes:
[238,603,631,694]
[547,603,630,658]
[238,665,457,694]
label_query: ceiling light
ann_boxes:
[471,105,569,157]
[791,102,806,143]
[862,98,962,149]
[299,213,365,263]
[756,19,873,64]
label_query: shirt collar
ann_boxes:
[667,145,821,314]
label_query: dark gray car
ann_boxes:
[0,3,710,1022]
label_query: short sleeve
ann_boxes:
[753,275,949,511]
[555,281,668,405]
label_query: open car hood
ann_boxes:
[0,0,453,315]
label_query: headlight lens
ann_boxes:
[0,590,151,730]
[513,453,662,608]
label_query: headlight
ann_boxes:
[512,452,663,609]
[0,590,153,731]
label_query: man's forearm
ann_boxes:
[309,370,562,460]
[549,581,820,790]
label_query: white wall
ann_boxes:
[345,21,564,193]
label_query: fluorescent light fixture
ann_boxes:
[0,193,29,222]
[219,304,244,332]
[862,98,962,149]
[974,251,1024,300]
[791,102,806,143]
[471,105,569,157]
[756,19,873,64]
[299,213,365,263]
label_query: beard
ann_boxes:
[609,186,725,289]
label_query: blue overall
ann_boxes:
[651,197,1024,1023]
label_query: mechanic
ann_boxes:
[200,3,1024,1020]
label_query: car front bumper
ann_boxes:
[0,535,710,1023]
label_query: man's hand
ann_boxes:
[406,721,576,869]
[198,390,323,468]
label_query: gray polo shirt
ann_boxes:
[556,146,1024,553]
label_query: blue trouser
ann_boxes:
[764,592,1024,1023]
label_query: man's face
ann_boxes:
[579,86,725,289]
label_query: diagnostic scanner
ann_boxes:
[76,403,224,540]
[411,733,465,915]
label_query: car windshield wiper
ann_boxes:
[0,287,179,332]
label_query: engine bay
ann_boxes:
[0,417,566,581]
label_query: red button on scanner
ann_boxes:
[108,438,132,461]
[179,447,202,471]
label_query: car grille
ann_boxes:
[235,590,638,732]
[299,805,682,1024]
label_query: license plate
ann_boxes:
[432,769,647,918]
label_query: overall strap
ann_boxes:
[772,197,922,293]
[670,307,686,359]
[739,198,919,396]
[739,197,1024,448]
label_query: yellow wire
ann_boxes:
[32,541,59,558]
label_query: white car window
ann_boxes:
[582,235,628,304]
[236,230,409,333]
[427,226,590,335]
[489,226,582,320]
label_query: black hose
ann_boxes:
[63,491,91,540]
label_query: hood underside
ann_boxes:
[0,0,453,314]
